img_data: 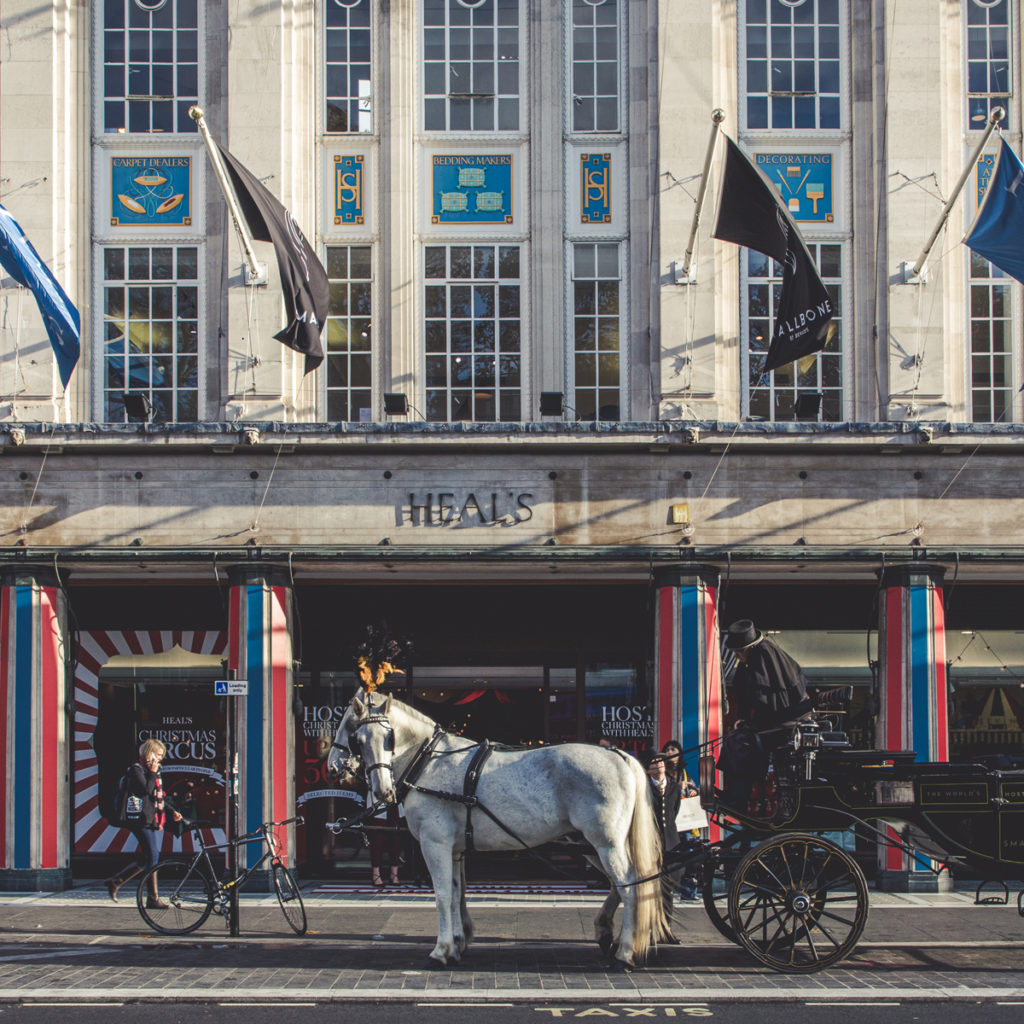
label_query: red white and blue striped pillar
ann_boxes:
[876,562,950,891]
[228,566,295,871]
[654,565,723,839]
[0,569,70,891]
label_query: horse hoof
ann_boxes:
[597,934,614,956]
[425,956,448,970]
[661,931,682,945]
[609,959,633,973]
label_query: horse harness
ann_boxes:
[329,709,688,884]
[404,740,501,853]
[337,708,552,857]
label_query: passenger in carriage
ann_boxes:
[644,752,684,927]
[716,619,810,811]
[660,740,701,901]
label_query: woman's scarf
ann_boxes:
[152,769,166,829]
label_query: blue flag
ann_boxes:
[965,137,1024,288]
[0,203,80,389]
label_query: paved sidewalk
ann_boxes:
[0,882,1021,1003]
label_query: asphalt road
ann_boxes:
[0,886,1021,1008]
[3,1001,1024,1024]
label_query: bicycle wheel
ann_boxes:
[272,862,307,935]
[137,860,215,935]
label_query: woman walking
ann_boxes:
[104,739,182,907]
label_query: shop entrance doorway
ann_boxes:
[411,666,565,746]
[296,660,651,881]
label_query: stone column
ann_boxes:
[227,566,296,872]
[653,565,722,837]
[876,562,950,891]
[0,568,70,891]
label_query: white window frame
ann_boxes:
[738,0,846,135]
[323,0,375,135]
[93,0,205,138]
[964,0,1014,132]
[421,0,527,135]
[93,242,206,423]
[422,241,525,422]
[324,243,375,422]
[565,239,628,421]
[566,0,624,136]
[739,239,848,423]
[966,251,1019,423]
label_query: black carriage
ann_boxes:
[678,688,1024,973]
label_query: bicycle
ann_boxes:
[136,816,307,936]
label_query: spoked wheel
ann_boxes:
[137,860,215,935]
[702,830,759,945]
[272,862,308,935]
[727,832,868,973]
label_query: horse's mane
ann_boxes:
[366,690,436,731]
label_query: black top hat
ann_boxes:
[643,750,667,768]
[724,619,764,650]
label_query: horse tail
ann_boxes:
[624,755,671,961]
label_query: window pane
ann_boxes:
[744,0,842,130]
[743,242,843,422]
[573,243,621,421]
[422,243,521,422]
[424,0,519,131]
[970,254,1014,422]
[325,245,374,421]
[324,0,372,133]
[571,0,620,133]
[102,244,202,422]
[103,0,202,135]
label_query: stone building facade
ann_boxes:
[0,1,1022,888]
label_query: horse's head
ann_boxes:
[324,690,397,805]
[324,697,362,784]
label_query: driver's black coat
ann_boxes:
[728,637,809,731]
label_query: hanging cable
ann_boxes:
[21,422,58,535]
[250,442,284,533]
[948,630,978,668]
[974,631,1023,680]
[696,419,742,517]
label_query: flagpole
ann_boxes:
[910,106,1004,280]
[188,105,266,283]
[678,109,726,283]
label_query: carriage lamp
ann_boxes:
[670,503,690,525]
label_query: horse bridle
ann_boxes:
[330,711,395,787]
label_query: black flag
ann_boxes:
[713,135,835,374]
[217,145,329,374]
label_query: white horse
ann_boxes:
[325,688,671,969]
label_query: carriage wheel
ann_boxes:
[727,832,868,973]
[701,830,759,946]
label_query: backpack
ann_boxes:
[112,767,143,826]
